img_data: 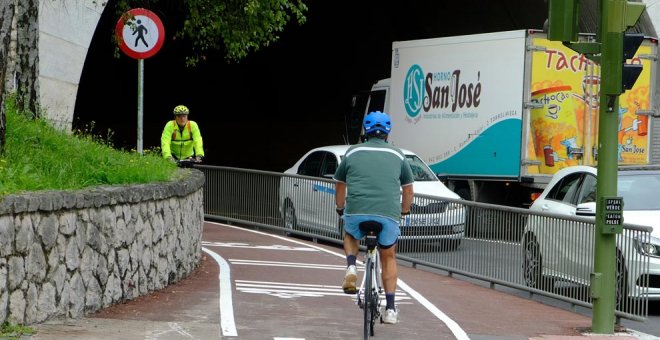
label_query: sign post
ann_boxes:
[115,8,165,155]
[548,0,646,333]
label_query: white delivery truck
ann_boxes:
[356,29,659,207]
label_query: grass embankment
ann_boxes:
[0,98,180,335]
[0,98,178,196]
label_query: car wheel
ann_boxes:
[446,239,461,251]
[396,239,413,253]
[615,250,629,310]
[522,234,553,290]
[437,239,461,251]
[283,202,298,232]
[396,239,424,253]
[466,207,498,239]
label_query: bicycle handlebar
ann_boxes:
[175,157,202,168]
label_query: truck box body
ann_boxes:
[365,29,659,206]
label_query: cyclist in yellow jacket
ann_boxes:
[161,105,205,162]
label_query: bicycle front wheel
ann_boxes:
[363,257,373,340]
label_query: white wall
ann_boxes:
[39,0,106,132]
[644,0,660,37]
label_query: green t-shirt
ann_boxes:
[333,139,414,220]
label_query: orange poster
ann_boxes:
[527,37,652,175]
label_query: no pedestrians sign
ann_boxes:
[115,8,165,59]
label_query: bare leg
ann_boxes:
[344,233,360,258]
[342,233,360,293]
[379,245,397,293]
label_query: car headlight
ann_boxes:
[640,243,660,256]
[636,235,660,257]
[446,202,463,211]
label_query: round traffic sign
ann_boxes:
[116,8,165,59]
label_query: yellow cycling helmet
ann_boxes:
[173,105,189,115]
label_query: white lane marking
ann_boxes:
[202,241,318,251]
[397,280,470,340]
[202,247,238,337]
[145,322,194,339]
[234,279,412,302]
[238,287,412,301]
[206,221,470,339]
[237,280,346,290]
[167,322,193,338]
[229,259,345,270]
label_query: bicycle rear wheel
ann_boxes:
[369,261,379,335]
[363,257,373,339]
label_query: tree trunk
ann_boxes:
[0,0,16,153]
[15,0,39,119]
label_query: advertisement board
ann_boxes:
[526,37,653,174]
[388,30,528,178]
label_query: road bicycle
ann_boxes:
[355,221,384,339]
[175,156,202,168]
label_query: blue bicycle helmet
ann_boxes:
[363,111,392,135]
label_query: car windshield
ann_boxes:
[617,173,660,210]
[405,155,437,182]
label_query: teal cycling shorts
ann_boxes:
[343,214,400,248]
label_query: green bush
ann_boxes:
[0,321,34,339]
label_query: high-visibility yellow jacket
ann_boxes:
[161,120,205,159]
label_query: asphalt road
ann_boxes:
[401,238,660,337]
[29,221,655,339]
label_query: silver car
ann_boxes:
[522,165,660,304]
[279,145,465,250]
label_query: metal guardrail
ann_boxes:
[197,165,651,321]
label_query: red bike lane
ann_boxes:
[32,221,638,339]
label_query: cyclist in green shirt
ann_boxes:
[334,111,414,325]
[161,105,205,162]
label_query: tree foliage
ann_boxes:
[0,0,307,152]
[117,0,308,65]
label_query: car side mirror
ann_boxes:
[576,202,597,217]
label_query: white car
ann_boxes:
[279,145,465,250]
[522,165,660,304]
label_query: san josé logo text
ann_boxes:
[403,64,483,121]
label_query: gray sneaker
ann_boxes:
[382,308,398,324]
[342,265,357,294]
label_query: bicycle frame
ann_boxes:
[356,226,384,339]
[358,247,383,303]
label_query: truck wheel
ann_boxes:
[456,187,471,200]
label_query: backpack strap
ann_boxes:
[171,121,193,140]
[171,120,177,140]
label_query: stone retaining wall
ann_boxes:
[0,169,205,325]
